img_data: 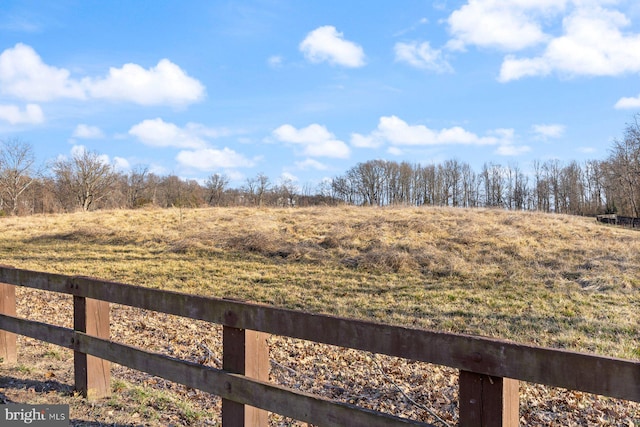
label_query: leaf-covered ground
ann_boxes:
[0,206,639,425]
[1,292,638,426]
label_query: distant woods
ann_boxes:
[1,116,640,216]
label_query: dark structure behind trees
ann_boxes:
[2,115,640,216]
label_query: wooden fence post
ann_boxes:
[459,371,519,427]
[74,295,111,399]
[222,326,269,427]
[0,282,17,364]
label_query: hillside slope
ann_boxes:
[0,205,638,357]
[0,206,638,425]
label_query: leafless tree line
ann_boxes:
[0,140,331,214]
[330,116,640,216]
[329,158,611,215]
[1,116,640,216]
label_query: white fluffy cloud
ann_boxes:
[129,118,208,149]
[497,5,640,81]
[73,124,104,139]
[273,123,332,144]
[495,144,531,156]
[294,158,329,171]
[447,1,564,51]
[69,144,111,165]
[273,123,350,158]
[373,115,507,146]
[0,43,85,101]
[300,26,365,68]
[305,139,350,158]
[0,103,43,124]
[353,115,528,156]
[394,41,452,73]
[87,59,205,106]
[176,148,255,170]
[129,118,252,171]
[113,157,131,171]
[0,43,205,106]
[350,132,381,148]
[280,171,298,181]
[445,2,640,82]
[614,94,640,109]
[532,124,565,139]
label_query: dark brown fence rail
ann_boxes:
[597,214,640,228]
[0,266,638,426]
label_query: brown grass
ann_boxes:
[0,206,638,425]
[1,205,639,357]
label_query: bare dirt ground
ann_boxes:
[0,289,638,426]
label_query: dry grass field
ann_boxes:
[0,206,638,425]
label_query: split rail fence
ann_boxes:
[0,266,638,426]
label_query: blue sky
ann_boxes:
[1,1,640,188]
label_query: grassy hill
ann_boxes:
[1,205,638,358]
[0,206,638,425]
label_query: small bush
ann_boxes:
[227,232,279,254]
[343,247,418,273]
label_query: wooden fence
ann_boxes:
[0,265,638,426]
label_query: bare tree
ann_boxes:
[544,159,562,213]
[205,173,230,206]
[558,161,584,215]
[52,149,117,211]
[532,160,549,212]
[397,161,414,205]
[415,164,436,206]
[605,115,640,216]
[481,162,504,208]
[124,166,150,208]
[155,175,203,208]
[512,164,529,211]
[0,138,39,215]
[353,160,385,206]
[25,176,58,214]
[330,175,355,204]
[245,173,271,206]
[276,176,298,207]
[442,159,463,207]
[461,162,478,208]
[583,160,605,215]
